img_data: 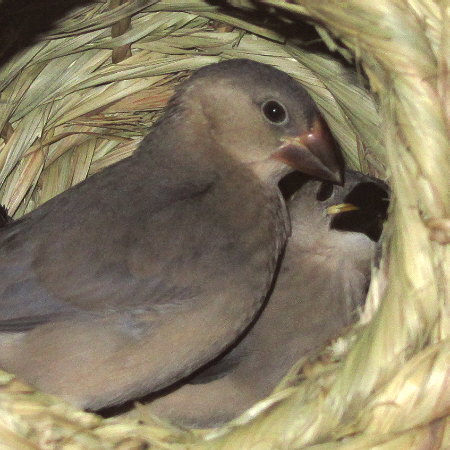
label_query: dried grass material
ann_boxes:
[0,0,448,448]
[0,2,382,217]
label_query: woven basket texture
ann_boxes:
[0,0,448,448]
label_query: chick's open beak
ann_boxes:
[327,203,360,215]
[272,115,344,184]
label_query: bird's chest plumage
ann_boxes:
[129,171,289,313]
[200,177,288,293]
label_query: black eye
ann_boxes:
[262,100,288,124]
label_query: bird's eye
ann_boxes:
[262,100,288,125]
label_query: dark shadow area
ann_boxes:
[278,171,311,199]
[0,205,12,226]
[207,0,334,53]
[0,0,93,66]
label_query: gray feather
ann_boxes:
[0,59,342,410]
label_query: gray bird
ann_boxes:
[0,59,343,410]
[140,170,388,427]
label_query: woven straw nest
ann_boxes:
[0,0,448,448]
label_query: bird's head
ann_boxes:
[169,59,344,185]
[284,169,389,246]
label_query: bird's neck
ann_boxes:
[137,113,291,246]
